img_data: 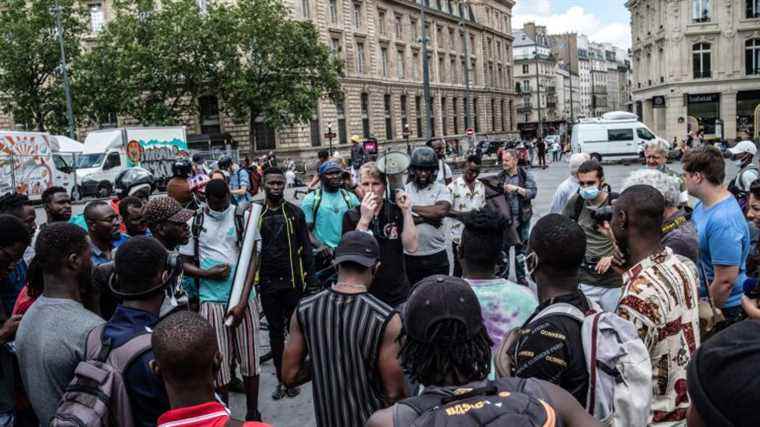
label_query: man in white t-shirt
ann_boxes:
[429,138,453,186]
[447,155,486,276]
[179,179,263,422]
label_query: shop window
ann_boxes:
[746,39,760,75]
[693,43,711,79]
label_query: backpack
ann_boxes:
[728,163,759,211]
[311,187,357,223]
[191,205,247,288]
[524,303,652,426]
[396,378,556,427]
[52,325,152,427]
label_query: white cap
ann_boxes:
[728,140,758,156]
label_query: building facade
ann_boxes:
[628,0,760,142]
[1,0,518,158]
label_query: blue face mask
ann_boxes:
[579,186,600,201]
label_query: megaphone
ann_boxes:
[376,151,411,201]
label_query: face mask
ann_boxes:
[208,205,232,220]
[735,159,746,168]
[579,186,600,201]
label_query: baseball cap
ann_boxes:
[144,196,194,226]
[687,319,760,426]
[728,140,757,156]
[403,275,485,344]
[334,230,380,267]
[319,160,342,176]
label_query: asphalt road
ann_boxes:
[34,158,740,425]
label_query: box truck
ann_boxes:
[76,127,188,198]
[571,111,658,163]
[0,131,79,200]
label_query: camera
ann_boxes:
[589,206,614,224]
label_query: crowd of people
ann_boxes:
[1,135,760,427]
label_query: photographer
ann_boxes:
[561,159,622,311]
[404,146,452,285]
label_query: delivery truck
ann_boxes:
[76,127,188,198]
[0,131,79,200]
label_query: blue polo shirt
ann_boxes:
[103,305,169,427]
[89,234,128,267]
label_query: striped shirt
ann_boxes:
[296,288,395,427]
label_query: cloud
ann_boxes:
[513,4,631,50]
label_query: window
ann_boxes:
[353,2,362,31]
[381,47,389,77]
[378,10,386,35]
[252,118,276,150]
[746,39,760,75]
[415,96,423,137]
[329,0,338,24]
[356,42,365,74]
[336,100,348,145]
[397,50,405,79]
[310,106,321,147]
[301,0,311,19]
[491,98,496,131]
[471,59,477,85]
[462,59,467,84]
[636,127,656,140]
[361,93,370,138]
[496,41,502,60]
[693,42,711,78]
[692,0,711,22]
[89,2,105,32]
[438,56,445,82]
[401,95,408,136]
[410,18,418,42]
[330,37,342,60]
[749,0,760,18]
[395,15,403,38]
[199,95,221,135]
[412,52,420,80]
[449,28,455,50]
[608,128,634,141]
[522,64,529,74]
[104,151,121,169]
[441,97,447,135]
[473,98,479,132]
[487,38,493,58]
[436,26,443,48]
[384,95,393,139]
[500,99,506,130]
[451,98,459,135]
[450,57,457,83]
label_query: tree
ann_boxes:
[0,0,85,132]
[220,0,343,149]
[75,0,237,126]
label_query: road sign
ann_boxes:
[466,128,474,136]
[324,131,336,139]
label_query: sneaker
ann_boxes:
[271,383,287,400]
[285,386,300,398]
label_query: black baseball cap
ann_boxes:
[334,231,380,267]
[403,275,485,344]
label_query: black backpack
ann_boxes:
[395,378,557,427]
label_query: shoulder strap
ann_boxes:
[234,205,246,245]
[85,324,107,361]
[398,391,448,417]
[571,194,584,222]
[191,209,205,288]
[107,332,153,373]
[339,189,355,208]
[532,302,586,324]
[312,188,323,222]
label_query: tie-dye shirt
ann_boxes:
[464,278,539,351]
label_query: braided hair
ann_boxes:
[399,318,493,387]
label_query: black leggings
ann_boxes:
[405,251,450,286]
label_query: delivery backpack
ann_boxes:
[52,325,152,427]
[527,303,652,426]
[396,377,556,427]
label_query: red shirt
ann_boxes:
[157,401,271,427]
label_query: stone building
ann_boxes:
[628,0,760,142]
[1,0,518,158]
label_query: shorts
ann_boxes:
[200,300,261,387]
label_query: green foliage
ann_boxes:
[0,0,85,132]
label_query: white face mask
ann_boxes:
[208,205,232,220]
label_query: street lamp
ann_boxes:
[418,0,433,140]
[52,0,75,139]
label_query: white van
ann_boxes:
[76,127,187,198]
[571,112,657,163]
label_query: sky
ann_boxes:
[512,0,632,50]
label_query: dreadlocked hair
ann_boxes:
[399,318,493,387]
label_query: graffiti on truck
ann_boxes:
[0,134,54,197]
[126,138,190,180]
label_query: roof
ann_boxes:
[512,30,535,48]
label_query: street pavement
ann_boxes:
[33,158,739,425]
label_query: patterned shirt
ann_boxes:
[447,177,486,244]
[616,248,700,426]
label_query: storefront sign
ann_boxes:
[688,94,720,104]
[652,96,666,108]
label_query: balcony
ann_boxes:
[517,103,533,113]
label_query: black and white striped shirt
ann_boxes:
[296,288,395,427]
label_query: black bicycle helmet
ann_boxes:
[217,156,233,170]
[172,158,193,178]
[115,167,154,198]
[409,146,438,169]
